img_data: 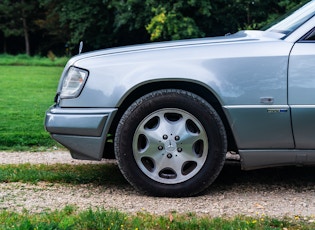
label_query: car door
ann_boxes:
[289,28,315,149]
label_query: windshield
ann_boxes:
[265,0,315,36]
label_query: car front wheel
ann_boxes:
[115,89,227,197]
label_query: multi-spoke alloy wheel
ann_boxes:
[133,108,208,184]
[115,89,227,197]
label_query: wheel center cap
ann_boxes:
[165,140,177,153]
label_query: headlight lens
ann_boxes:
[60,67,89,98]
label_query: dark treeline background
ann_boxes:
[0,0,309,56]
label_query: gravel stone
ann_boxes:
[0,151,315,219]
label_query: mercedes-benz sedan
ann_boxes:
[45,1,315,196]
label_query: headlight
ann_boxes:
[60,67,89,99]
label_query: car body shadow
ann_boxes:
[206,161,315,195]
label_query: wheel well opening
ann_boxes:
[103,81,237,158]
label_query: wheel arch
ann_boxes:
[104,81,237,158]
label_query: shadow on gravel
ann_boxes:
[208,161,315,194]
[6,161,312,195]
[81,162,315,193]
[93,161,315,195]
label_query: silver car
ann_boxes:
[45,1,315,197]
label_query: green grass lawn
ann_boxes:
[0,163,125,185]
[0,54,68,66]
[0,65,63,150]
[0,204,314,230]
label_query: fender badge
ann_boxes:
[267,109,288,113]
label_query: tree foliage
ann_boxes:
[145,1,211,41]
[0,0,39,55]
[0,0,310,55]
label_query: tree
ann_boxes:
[0,0,22,53]
[0,0,39,55]
[39,0,119,53]
[112,0,212,42]
[113,0,308,42]
[0,0,310,55]
[145,1,211,41]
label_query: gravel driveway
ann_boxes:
[0,151,315,219]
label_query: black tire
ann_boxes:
[115,89,227,197]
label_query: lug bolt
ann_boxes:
[163,134,168,140]
[177,147,182,152]
[167,153,172,159]
[175,136,180,141]
[158,146,163,150]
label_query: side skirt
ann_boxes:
[239,149,315,170]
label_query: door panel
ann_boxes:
[289,42,315,148]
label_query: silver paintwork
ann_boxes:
[45,107,111,136]
[45,107,117,160]
[45,0,315,169]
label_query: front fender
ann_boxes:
[59,56,223,108]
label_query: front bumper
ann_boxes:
[45,106,117,160]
